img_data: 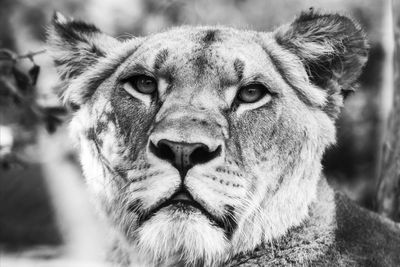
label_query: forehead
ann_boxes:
[123,27,276,84]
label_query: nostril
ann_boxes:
[149,140,175,162]
[190,145,222,165]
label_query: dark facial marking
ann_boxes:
[86,127,96,141]
[193,54,209,76]
[153,49,169,71]
[93,101,116,134]
[202,30,220,45]
[233,59,245,81]
[190,30,222,76]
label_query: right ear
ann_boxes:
[273,9,368,118]
[47,12,120,107]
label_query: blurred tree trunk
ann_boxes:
[377,0,400,222]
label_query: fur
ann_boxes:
[47,9,399,267]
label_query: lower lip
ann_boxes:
[138,200,226,232]
[162,201,223,227]
[166,199,199,209]
[166,201,199,212]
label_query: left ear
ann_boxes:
[274,9,369,98]
[47,12,120,108]
[47,12,120,81]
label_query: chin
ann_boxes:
[132,204,230,266]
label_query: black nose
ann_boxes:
[149,139,221,178]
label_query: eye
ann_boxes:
[236,84,269,103]
[125,75,157,95]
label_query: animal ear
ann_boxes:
[47,12,119,107]
[274,9,369,98]
[48,12,119,81]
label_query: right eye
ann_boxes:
[123,75,158,95]
[236,84,269,104]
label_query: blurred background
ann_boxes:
[0,0,392,265]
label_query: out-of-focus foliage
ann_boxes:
[0,49,64,168]
[0,47,67,251]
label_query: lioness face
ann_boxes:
[48,11,368,266]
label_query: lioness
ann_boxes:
[47,9,400,266]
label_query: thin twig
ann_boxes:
[0,49,47,62]
[16,49,47,60]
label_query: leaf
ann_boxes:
[29,64,40,85]
[40,106,67,133]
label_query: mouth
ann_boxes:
[137,187,228,231]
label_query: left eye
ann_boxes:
[125,75,157,95]
[236,84,268,103]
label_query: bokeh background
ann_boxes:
[0,0,391,265]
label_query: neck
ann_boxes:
[227,178,336,266]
